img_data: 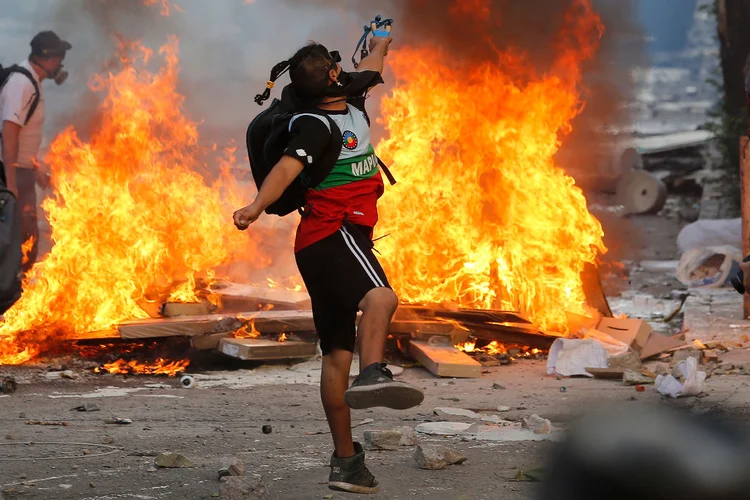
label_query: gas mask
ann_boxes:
[51,64,68,85]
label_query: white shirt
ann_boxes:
[0,59,45,169]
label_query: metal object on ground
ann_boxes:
[180,375,195,389]
[615,169,668,215]
[1,376,17,394]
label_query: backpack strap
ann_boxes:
[377,157,397,186]
[3,66,41,126]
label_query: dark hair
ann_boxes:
[254,42,335,106]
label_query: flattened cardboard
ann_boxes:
[639,333,686,360]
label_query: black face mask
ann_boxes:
[323,69,384,98]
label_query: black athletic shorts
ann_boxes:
[295,222,391,355]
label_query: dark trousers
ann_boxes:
[0,161,38,272]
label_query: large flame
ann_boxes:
[0,38,254,365]
[376,0,606,334]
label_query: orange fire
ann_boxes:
[0,38,256,365]
[95,357,189,376]
[234,319,261,339]
[376,0,606,334]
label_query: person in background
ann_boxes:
[0,30,71,271]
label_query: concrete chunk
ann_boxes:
[413,444,467,470]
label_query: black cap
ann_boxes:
[30,31,72,57]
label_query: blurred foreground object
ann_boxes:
[542,405,750,500]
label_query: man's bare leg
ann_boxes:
[357,287,398,368]
[344,287,424,410]
[321,349,355,457]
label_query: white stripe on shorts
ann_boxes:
[339,226,385,288]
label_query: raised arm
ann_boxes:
[355,36,392,76]
[233,156,305,230]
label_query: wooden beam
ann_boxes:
[742,136,750,318]
[118,310,315,340]
[218,338,317,361]
[467,325,555,350]
[212,283,311,312]
[408,340,481,378]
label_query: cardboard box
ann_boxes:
[596,317,652,352]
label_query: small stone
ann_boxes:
[72,465,79,470]
[218,457,245,479]
[497,405,511,412]
[413,444,467,470]
[154,452,194,468]
[102,436,115,445]
[434,407,479,419]
[364,430,401,451]
[82,449,90,455]
[219,476,269,500]
[522,414,552,435]
[261,425,272,434]
[89,482,95,488]
[492,383,507,390]
[5,434,12,440]
[623,369,655,386]
[397,426,418,446]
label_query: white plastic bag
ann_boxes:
[675,245,742,288]
[677,218,741,253]
[655,357,706,398]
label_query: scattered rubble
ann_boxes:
[218,476,268,500]
[218,457,245,479]
[522,415,553,435]
[413,444,467,470]
[609,352,642,371]
[623,369,656,386]
[71,403,100,412]
[433,407,479,419]
[364,427,418,450]
[154,452,194,468]
[1,376,17,394]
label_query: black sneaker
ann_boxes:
[328,442,379,494]
[344,362,424,410]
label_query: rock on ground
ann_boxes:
[608,352,642,371]
[219,476,269,500]
[413,444,467,470]
[154,452,194,468]
[218,456,246,478]
[623,369,656,386]
[522,414,553,435]
[364,427,418,450]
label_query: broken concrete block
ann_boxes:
[608,351,642,371]
[623,369,656,386]
[413,444,467,470]
[654,364,670,376]
[154,452,194,468]
[364,427,418,450]
[433,407,479,419]
[363,430,402,451]
[219,476,268,500]
[522,414,552,435]
[218,457,245,479]
[396,426,418,446]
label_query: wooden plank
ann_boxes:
[236,310,315,333]
[581,262,613,318]
[394,305,531,325]
[190,332,232,351]
[586,367,625,379]
[118,310,316,340]
[741,136,750,319]
[389,320,470,344]
[409,340,481,378]
[218,338,317,361]
[212,283,311,311]
[162,301,211,317]
[118,314,230,339]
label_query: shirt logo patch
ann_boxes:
[342,130,358,150]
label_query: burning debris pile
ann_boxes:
[1,0,615,375]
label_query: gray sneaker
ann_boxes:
[344,362,424,410]
[328,442,379,494]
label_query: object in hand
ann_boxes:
[730,255,750,294]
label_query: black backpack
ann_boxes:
[0,64,41,125]
[246,85,341,216]
[0,186,22,316]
